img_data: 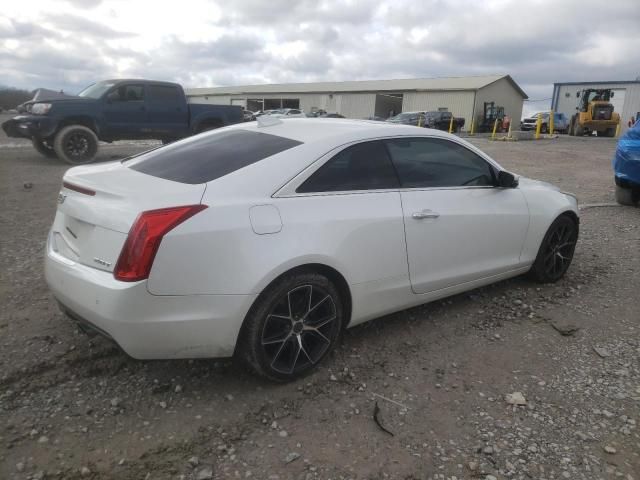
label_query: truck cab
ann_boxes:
[2,79,243,164]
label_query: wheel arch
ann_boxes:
[56,116,99,137]
[192,115,224,134]
[234,262,353,356]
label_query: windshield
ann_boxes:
[77,82,116,99]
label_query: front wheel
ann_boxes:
[32,138,58,158]
[53,125,99,165]
[237,272,344,381]
[528,215,578,283]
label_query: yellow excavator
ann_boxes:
[569,88,620,137]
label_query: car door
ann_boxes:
[385,136,530,294]
[145,84,189,136]
[288,140,408,319]
[102,83,148,138]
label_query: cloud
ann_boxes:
[0,0,638,114]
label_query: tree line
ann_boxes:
[0,87,34,111]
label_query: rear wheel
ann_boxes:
[53,125,99,165]
[541,124,548,134]
[615,185,637,206]
[238,272,343,382]
[31,138,57,158]
[605,128,616,137]
[529,215,578,283]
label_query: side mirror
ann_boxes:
[497,170,518,188]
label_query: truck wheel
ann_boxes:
[605,128,616,137]
[53,125,99,165]
[541,124,548,134]
[568,117,575,136]
[615,185,637,206]
[32,138,58,158]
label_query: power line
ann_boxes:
[524,97,552,102]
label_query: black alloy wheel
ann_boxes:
[239,272,343,381]
[529,215,578,283]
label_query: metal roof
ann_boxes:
[186,74,527,98]
[553,80,640,86]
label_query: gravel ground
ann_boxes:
[0,120,638,480]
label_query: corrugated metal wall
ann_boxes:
[339,93,377,118]
[474,77,524,128]
[402,91,475,126]
[187,82,525,127]
[553,82,640,134]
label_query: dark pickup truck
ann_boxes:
[2,79,243,164]
[424,111,465,132]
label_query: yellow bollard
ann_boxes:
[491,118,498,140]
[469,118,475,136]
[418,115,423,127]
[549,110,554,136]
[615,122,621,137]
[448,115,454,134]
[535,113,542,140]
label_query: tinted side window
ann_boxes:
[127,130,302,184]
[385,138,495,188]
[147,85,181,103]
[297,141,399,193]
[110,85,144,102]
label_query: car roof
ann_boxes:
[227,118,453,144]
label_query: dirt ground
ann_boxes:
[1,119,638,480]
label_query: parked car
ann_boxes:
[45,118,579,381]
[243,110,256,122]
[319,113,345,118]
[612,119,640,206]
[1,79,243,164]
[386,111,426,126]
[424,111,465,132]
[268,108,306,118]
[521,112,570,134]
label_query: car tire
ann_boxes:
[615,185,637,206]
[32,138,58,158]
[237,271,344,382]
[53,125,99,165]
[528,215,578,283]
[541,124,548,134]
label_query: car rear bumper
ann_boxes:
[2,115,58,139]
[44,233,257,359]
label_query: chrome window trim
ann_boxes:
[273,134,505,198]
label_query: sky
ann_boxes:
[1,0,639,116]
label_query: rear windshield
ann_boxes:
[127,130,302,184]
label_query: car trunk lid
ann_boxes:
[50,160,206,273]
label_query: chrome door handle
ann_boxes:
[412,210,440,219]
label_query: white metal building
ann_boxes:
[186,75,527,127]
[552,80,640,134]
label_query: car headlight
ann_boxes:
[31,103,52,115]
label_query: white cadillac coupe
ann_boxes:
[45,118,579,381]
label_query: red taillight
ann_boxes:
[114,204,208,282]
